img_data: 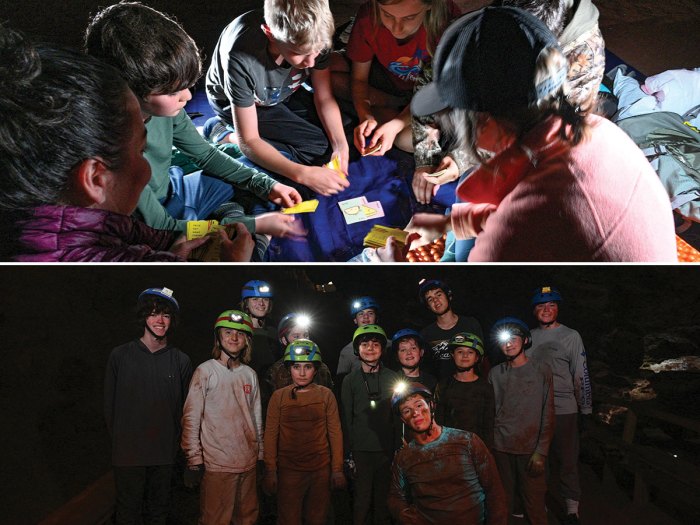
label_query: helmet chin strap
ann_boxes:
[402,363,420,372]
[360,357,380,372]
[540,319,556,327]
[218,335,244,369]
[505,347,524,362]
[455,364,475,373]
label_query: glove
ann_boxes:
[263,470,278,495]
[184,464,204,488]
[331,471,347,491]
[527,452,545,476]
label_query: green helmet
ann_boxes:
[352,324,387,355]
[214,310,253,336]
[447,332,484,356]
[284,339,322,363]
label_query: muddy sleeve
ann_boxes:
[181,368,207,466]
[325,390,345,473]
[387,456,431,525]
[263,390,281,472]
[472,436,508,525]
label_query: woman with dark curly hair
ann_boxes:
[0,26,252,261]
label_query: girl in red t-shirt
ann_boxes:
[332,0,458,156]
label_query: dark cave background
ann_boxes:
[0,265,698,524]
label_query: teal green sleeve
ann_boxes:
[171,110,277,199]
[136,182,257,234]
[221,215,256,233]
[136,184,189,232]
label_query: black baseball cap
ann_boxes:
[411,6,567,118]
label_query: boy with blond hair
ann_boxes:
[181,311,263,525]
[206,0,351,198]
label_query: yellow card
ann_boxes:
[186,220,221,240]
[325,156,346,177]
[282,199,319,214]
[363,225,408,248]
[190,231,223,262]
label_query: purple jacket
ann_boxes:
[9,205,182,262]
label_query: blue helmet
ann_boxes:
[418,279,452,305]
[241,280,273,301]
[391,329,425,353]
[531,286,562,306]
[138,287,179,311]
[350,296,379,317]
[491,317,531,349]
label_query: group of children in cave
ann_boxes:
[6,0,674,263]
[105,279,592,525]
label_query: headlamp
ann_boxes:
[259,285,270,294]
[497,329,513,344]
[393,381,408,396]
[295,314,311,329]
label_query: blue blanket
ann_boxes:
[267,150,457,262]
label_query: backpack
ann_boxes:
[617,108,700,222]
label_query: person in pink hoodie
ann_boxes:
[407,7,677,262]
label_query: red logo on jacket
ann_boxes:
[243,384,252,394]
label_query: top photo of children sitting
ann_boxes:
[1,0,699,262]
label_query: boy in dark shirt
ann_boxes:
[418,278,484,380]
[341,325,399,525]
[434,332,495,448]
[105,287,192,525]
[206,0,350,197]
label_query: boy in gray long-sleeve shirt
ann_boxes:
[528,285,592,524]
[489,317,554,525]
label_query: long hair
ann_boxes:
[373,0,452,56]
[437,46,589,163]
[212,330,253,365]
